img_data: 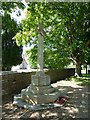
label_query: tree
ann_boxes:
[2,2,24,70]
[14,2,90,76]
[15,2,71,69]
[58,3,90,76]
[49,2,90,76]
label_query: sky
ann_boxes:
[11,0,30,55]
[11,0,28,23]
[11,8,25,23]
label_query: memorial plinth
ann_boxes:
[20,71,60,105]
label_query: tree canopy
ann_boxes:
[14,2,90,76]
[15,2,71,69]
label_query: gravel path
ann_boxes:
[2,80,90,120]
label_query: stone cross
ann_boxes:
[37,23,45,75]
[13,23,61,107]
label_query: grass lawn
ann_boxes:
[67,74,90,86]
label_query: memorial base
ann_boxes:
[13,72,61,110]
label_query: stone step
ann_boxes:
[21,89,60,104]
[31,84,51,90]
[28,85,55,94]
[18,73,61,105]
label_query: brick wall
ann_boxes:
[2,68,75,96]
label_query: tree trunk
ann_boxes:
[76,61,82,76]
[86,65,87,74]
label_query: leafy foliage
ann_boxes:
[15,2,71,69]
[14,2,90,75]
[63,3,90,64]
[2,2,24,70]
[60,3,90,76]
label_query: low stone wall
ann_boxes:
[2,72,33,96]
[46,68,75,83]
[2,68,75,96]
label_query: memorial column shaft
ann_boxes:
[37,23,44,73]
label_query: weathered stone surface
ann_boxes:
[22,85,54,94]
[31,86,54,94]
[20,70,61,105]
[13,94,63,111]
[21,90,60,104]
[31,74,50,86]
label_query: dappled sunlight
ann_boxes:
[43,112,58,118]
[24,95,37,105]
[51,83,58,88]
[29,110,59,119]
[2,80,89,119]
[65,107,79,113]
[30,111,42,119]
[57,80,84,88]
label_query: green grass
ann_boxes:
[75,78,90,86]
[67,74,90,86]
[82,74,90,77]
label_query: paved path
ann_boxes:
[2,80,90,120]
